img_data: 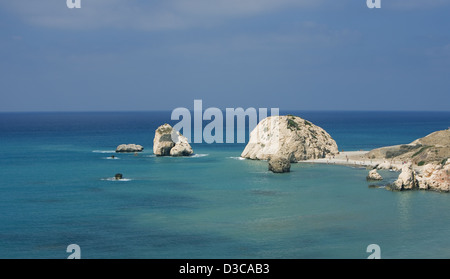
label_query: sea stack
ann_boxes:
[241,115,339,162]
[153,124,194,157]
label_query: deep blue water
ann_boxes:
[0,111,449,259]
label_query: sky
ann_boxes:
[0,0,449,112]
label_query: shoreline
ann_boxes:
[297,151,404,170]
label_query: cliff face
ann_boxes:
[241,115,338,162]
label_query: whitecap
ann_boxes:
[101,177,132,182]
[189,154,209,158]
[93,150,116,154]
[104,157,120,160]
[228,156,246,160]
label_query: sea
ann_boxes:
[0,111,449,259]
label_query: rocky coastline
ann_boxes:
[121,116,447,192]
[300,129,450,192]
[239,115,449,192]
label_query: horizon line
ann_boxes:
[0,109,450,114]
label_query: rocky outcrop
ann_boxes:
[268,155,291,173]
[241,115,338,162]
[365,130,449,192]
[390,163,419,191]
[116,144,144,153]
[169,133,194,157]
[375,162,401,171]
[153,124,175,156]
[367,169,383,181]
[416,161,450,192]
[153,124,194,157]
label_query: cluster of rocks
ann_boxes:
[112,115,448,194]
[153,124,193,157]
[383,161,450,192]
[365,130,449,192]
[114,124,194,157]
[367,160,449,192]
[109,124,194,180]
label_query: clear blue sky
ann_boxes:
[0,0,449,112]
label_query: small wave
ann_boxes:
[103,157,120,160]
[144,155,156,158]
[101,177,132,182]
[190,154,209,158]
[93,150,116,154]
[228,156,246,160]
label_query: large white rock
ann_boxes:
[241,115,338,162]
[169,130,194,157]
[153,124,193,157]
[393,162,419,190]
[416,161,450,192]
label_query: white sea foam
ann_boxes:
[149,154,208,158]
[104,157,120,160]
[93,150,116,154]
[101,177,132,182]
[190,154,209,158]
[228,156,246,160]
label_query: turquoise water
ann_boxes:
[0,111,449,259]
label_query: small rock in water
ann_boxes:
[116,144,144,153]
[268,155,291,173]
[366,169,383,181]
[368,184,385,189]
